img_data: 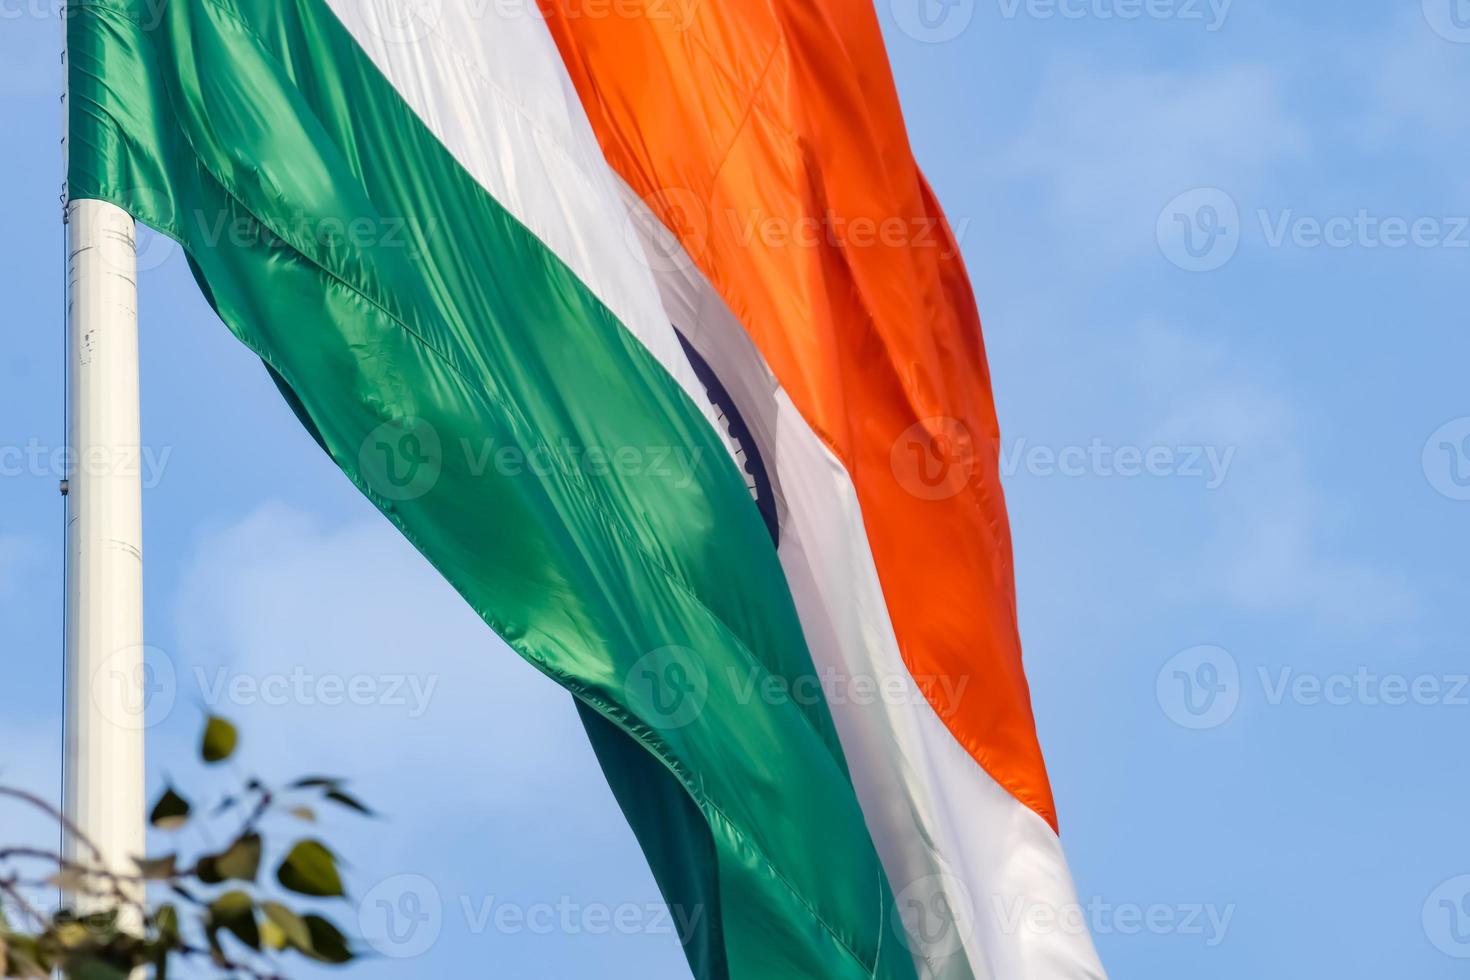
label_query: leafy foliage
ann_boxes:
[0,716,371,978]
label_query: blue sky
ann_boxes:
[3,1,1469,977]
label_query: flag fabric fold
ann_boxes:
[67,0,1103,976]
[537,2,1107,977]
[68,2,915,977]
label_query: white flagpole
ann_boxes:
[62,196,147,913]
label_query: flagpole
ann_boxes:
[62,196,147,914]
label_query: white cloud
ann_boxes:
[1130,323,1417,629]
[1352,11,1470,201]
[163,504,688,976]
[999,61,1307,258]
[170,503,604,821]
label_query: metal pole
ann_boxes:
[63,197,146,916]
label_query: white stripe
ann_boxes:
[320,0,736,459]
[622,186,1108,980]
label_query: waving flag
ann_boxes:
[537,4,1108,978]
[67,1,1103,977]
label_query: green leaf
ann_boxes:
[276,840,344,898]
[132,854,179,880]
[262,902,312,952]
[207,891,260,952]
[153,904,180,944]
[4,933,51,978]
[203,923,225,966]
[301,914,354,964]
[212,891,253,914]
[149,787,191,831]
[323,789,375,817]
[53,922,91,949]
[260,918,287,951]
[211,833,263,883]
[195,855,223,885]
[201,716,238,764]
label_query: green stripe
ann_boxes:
[68,1,916,977]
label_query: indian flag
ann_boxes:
[67,1,1106,977]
